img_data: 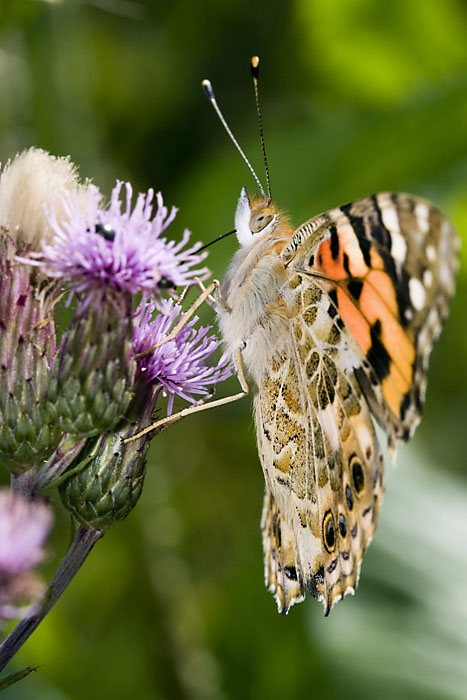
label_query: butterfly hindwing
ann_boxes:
[255,287,384,613]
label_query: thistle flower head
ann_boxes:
[133,298,232,414]
[0,490,52,580]
[36,182,209,305]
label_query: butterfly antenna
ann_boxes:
[197,228,236,253]
[202,78,266,196]
[250,56,272,205]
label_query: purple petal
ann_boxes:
[133,298,233,413]
[0,490,53,578]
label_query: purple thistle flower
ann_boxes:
[0,490,52,581]
[134,298,232,414]
[31,182,209,303]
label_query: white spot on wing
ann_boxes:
[319,404,340,453]
[409,277,426,311]
[390,230,407,263]
[426,244,436,262]
[356,421,373,462]
[380,204,400,235]
[415,203,430,233]
[423,269,433,287]
[377,196,407,262]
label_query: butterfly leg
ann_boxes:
[134,279,220,360]
[187,277,230,313]
[124,347,249,442]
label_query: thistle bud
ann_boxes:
[47,300,136,437]
[0,237,61,474]
[59,424,148,531]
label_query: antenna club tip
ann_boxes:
[250,56,260,76]
[202,79,214,99]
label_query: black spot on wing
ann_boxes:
[400,391,411,422]
[339,514,347,538]
[340,202,372,266]
[343,252,351,276]
[358,236,372,268]
[348,280,363,300]
[330,226,340,260]
[377,247,412,328]
[328,289,338,319]
[367,319,391,381]
[346,485,354,510]
[308,565,325,599]
[284,565,298,581]
[370,195,392,248]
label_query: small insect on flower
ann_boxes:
[37,182,210,305]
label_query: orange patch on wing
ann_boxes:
[358,277,415,384]
[316,227,418,421]
[365,270,398,315]
[336,287,371,353]
[316,237,346,280]
[316,226,369,280]
[334,268,416,418]
[382,370,410,417]
[369,248,385,271]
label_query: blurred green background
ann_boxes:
[1,0,467,698]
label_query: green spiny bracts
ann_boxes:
[47,297,136,437]
[59,425,147,531]
[0,235,61,474]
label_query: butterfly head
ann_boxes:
[235,187,281,247]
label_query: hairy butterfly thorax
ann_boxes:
[219,189,295,384]
[203,57,459,614]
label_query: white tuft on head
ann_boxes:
[0,147,88,251]
[234,187,255,246]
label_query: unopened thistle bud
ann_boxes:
[47,300,136,437]
[0,236,61,474]
[59,426,147,531]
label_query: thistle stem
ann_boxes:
[0,525,102,672]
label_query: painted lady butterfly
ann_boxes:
[211,59,459,614]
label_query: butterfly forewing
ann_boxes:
[282,193,458,448]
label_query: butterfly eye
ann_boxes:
[322,510,336,553]
[250,209,273,233]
